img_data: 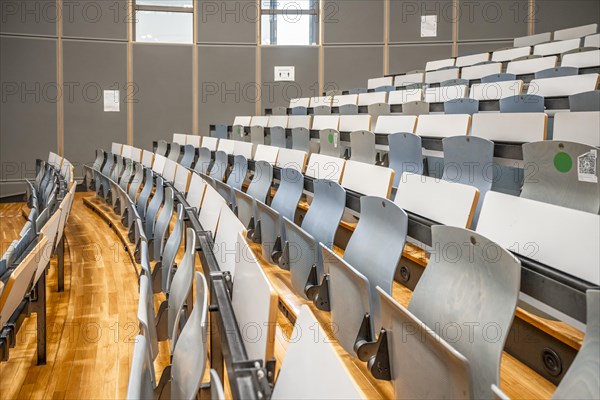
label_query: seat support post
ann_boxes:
[304,266,330,311]
[32,271,47,365]
[367,329,392,381]
[354,313,376,362]
[57,235,65,292]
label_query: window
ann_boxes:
[135,0,194,44]
[261,0,319,45]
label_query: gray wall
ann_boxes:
[1,0,599,194]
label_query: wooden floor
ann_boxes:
[0,194,139,399]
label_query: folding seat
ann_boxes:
[443,136,494,226]
[145,187,174,260]
[499,94,545,113]
[402,100,429,116]
[349,131,376,164]
[119,159,133,191]
[143,176,164,241]
[185,173,207,212]
[199,184,225,236]
[154,203,185,293]
[561,48,600,69]
[521,141,599,214]
[367,103,390,131]
[534,38,582,57]
[173,165,191,194]
[270,306,364,399]
[282,179,346,291]
[178,144,195,169]
[444,98,479,114]
[374,85,395,93]
[126,336,157,400]
[348,88,368,94]
[339,104,358,115]
[388,134,424,186]
[84,149,105,189]
[470,79,523,101]
[319,129,342,157]
[554,24,598,41]
[249,116,269,146]
[506,55,557,75]
[255,168,304,264]
[332,93,358,109]
[289,97,310,109]
[326,196,408,354]
[207,150,228,182]
[128,162,144,204]
[214,124,229,140]
[155,140,168,157]
[137,273,160,384]
[313,105,332,115]
[514,32,552,48]
[287,115,312,153]
[569,90,600,111]
[374,114,418,140]
[226,155,248,191]
[481,72,517,83]
[528,74,600,98]
[584,33,600,48]
[193,147,213,175]
[270,106,288,116]
[290,106,308,115]
[233,161,273,231]
[136,169,158,220]
[212,203,246,277]
[535,66,579,79]
[455,52,490,67]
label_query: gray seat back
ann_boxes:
[233,188,255,229]
[481,72,517,83]
[442,135,494,227]
[144,176,164,240]
[313,105,332,115]
[301,179,346,248]
[128,162,144,203]
[250,125,265,145]
[168,142,181,162]
[368,103,390,129]
[126,335,155,400]
[136,168,154,220]
[210,369,225,400]
[339,104,358,115]
[119,159,133,190]
[410,225,521,400]
[156,140,168,156]
[226,155,248,191]
[292,127,311,154]
[270,126,287,148]
[152,187,174,261]
[375,85,395,92]
[285,218,321,298]
[209,150,228,182]
[180,144,196,168]
[171,271,209,400]
[93,149,104,170]
[441,78,469,87]
[246,160,273,203]
[350,130,376,164]
[535,66,579,79]
[271,106,288,116]
[231,124,245,140]
[552,289,599,400]
[319,129,342,158]
[388,133,424,187]
[101,153,114,176]
[290,106,307,116]
[521,141,600,214]
[569,90,600,111]
[402,101,429,116]
[499,94,545,113]
[168,228,196,352]
[194,147,213,175]
[445,98,479,114]
[378,287,472,399]
[137,275,158,385]
[348,88,368,94]
[214,124,228,139]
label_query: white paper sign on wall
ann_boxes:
[274,66,295,82]
[421,15,437,37]
[103,90,120,112]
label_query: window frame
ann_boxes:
[261,0,320,46]
[133,0,194,44]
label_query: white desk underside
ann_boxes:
[471,113,547,142]
[233,141,254,159]
[424,85,468,103]
[514,33,551,48]
[374,116,418,134]
[142,150,154,168]
[254,145,279,165]
[251,116,270,128]
[152,155,166,175]
[368,76,394,89]
[394,72,424,87]
[231,233,276,362]
[584,33,600,48]
[305,154,346,182]
[213,203,246,276]
[277,149,307,172]
[130,148,142,163]
[186,135,202,148]
[477,191,600,286]
[289,98,310,108]
[455,52,490,67]
[185,173,207,211]
[460,62,502,80]
[506,56,557,75]
[388,89,423,105]
[528,74,599,97]
[312,115,340,130]
[202,137,219,152]
[553,111,600,147]
[233,116,252,127]
[492,46,531,62]
[341,160,393,198]
[121,145,132,159]
[270,306,365,400]
[163,159,178,182]
[469,80,523,101]
[554,24,597,41]
[172,133,186,145]
[358,92,387,106]
[333,94,358,107]
[339,115,371,132]
[287,116,312,130]
[111,143,122,155]
[561,50,600,68]
[426,58,455,71]
[415,115,470,138]
[174,168,190,193]
[425,68,460,84]
[217,139,235,155]
[394,173,478,228]
[198,184,224,236]
[533,38,581,56]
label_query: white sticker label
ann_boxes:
[103,90,120,112]
[421,15,437,37]
[578,149,597,183]
[333,131,338,148]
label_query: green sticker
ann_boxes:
[328,133,334,144]
[236,126,242,136]
[554,152,572,173]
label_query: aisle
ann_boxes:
[0,193,139,400]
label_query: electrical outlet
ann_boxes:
[274,66,295,82]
